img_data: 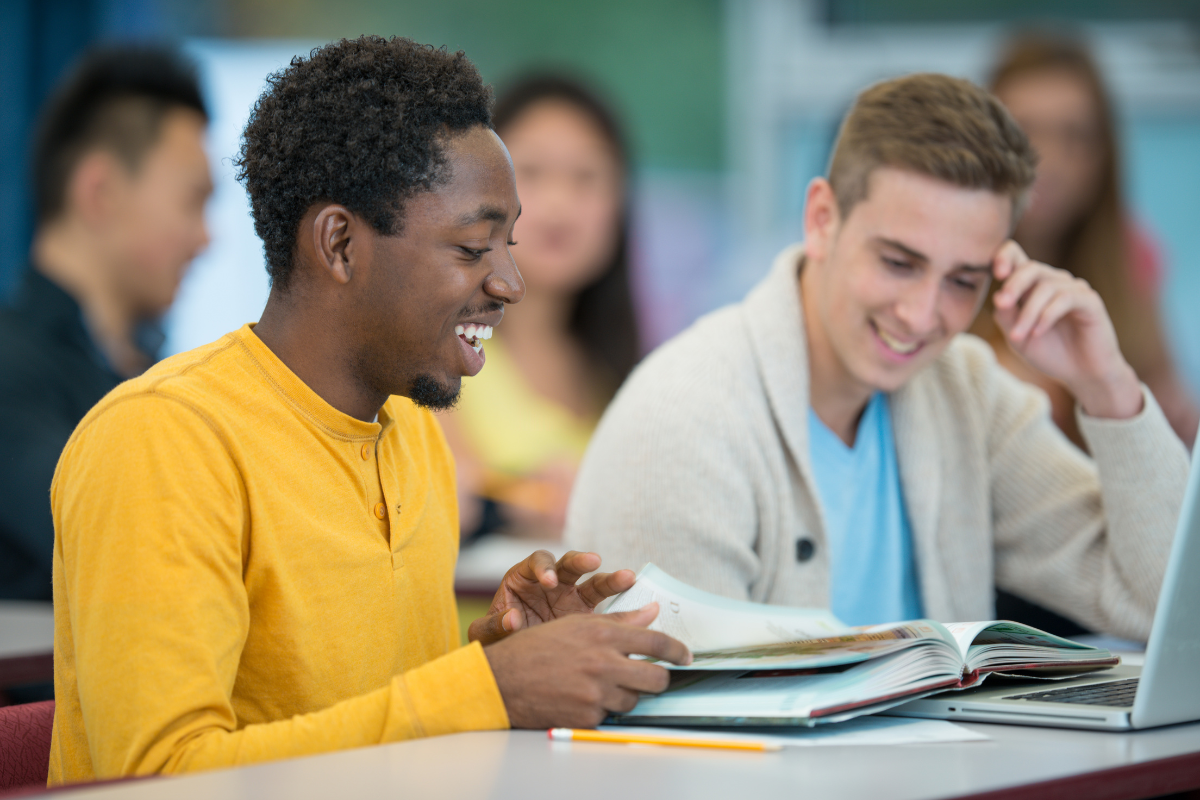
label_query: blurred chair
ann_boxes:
[0,700,53,793]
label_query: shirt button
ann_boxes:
[360,443,372,460]
[373,502,387,520]
[796,538,816,563]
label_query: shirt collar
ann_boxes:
[10,268,87,338]
[11,268,120,372]
[234,322,390,441]
[11,267,165,374]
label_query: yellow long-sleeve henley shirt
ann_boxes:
[48,324,509,785]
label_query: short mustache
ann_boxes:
[457,302,503,320]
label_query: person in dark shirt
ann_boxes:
[0,46,212,600]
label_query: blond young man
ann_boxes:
[566,74,1188,640]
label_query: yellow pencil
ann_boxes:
[547,728,782,752]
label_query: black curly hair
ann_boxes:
[235,36,493,290]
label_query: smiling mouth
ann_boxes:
[871,321,922,356]
[455,324,493,353]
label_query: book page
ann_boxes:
[944,620,1115,674]
[598,564,849,652]
[942,621,997,659]
[613,645,963,723]
[683,620,957,671]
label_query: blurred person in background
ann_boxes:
[0,46,212,601]
[443,76,639,542]
[975,31,1199,450]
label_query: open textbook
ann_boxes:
[598,564,1119,726]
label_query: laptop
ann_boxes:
[889,436,1200,731]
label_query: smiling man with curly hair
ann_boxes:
[46,36,688,785]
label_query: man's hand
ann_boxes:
[468,550,635,645]
[484,603,692,728]
[992,240,1143,419]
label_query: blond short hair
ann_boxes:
[828,73,1037,223]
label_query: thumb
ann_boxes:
[468,608,522,645]
[605,602,660,629]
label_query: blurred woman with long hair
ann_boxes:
[976,31,1198,448]
[444,74,639,541]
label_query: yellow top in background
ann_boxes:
[48,324,508,784]
[454,336,597,511]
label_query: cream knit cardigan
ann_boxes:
[565,244,1189,642]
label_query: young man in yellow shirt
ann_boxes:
[47,36,689,785]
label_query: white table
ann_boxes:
[0,601,54,688]
[50,719,1200,800]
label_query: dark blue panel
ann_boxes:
[0,1,34,297]
[0,0,99,297]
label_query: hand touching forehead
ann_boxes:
[842,168,1012,280]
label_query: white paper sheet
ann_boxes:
[599,716,988,747]
[599,564,848,652]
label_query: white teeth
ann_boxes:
[457,323,494,344]
[472,342,483,353]
[877,327,919,354]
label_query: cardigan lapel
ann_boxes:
[891,375,953,620]
[742,243,824,525]
[744,242,957,621]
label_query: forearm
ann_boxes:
[1069,360,1143,421]
[138,643,507,776]
[991,370,1185,639]
[1077,386,1189,610]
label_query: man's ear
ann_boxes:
[67,151,123,229]
[803,177,840,264]
[310,205,357,285]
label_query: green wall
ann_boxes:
[222,0,725,171]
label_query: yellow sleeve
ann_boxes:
[53,394,507,778]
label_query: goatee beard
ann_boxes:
[408,374,460,410]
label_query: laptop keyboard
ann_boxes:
[1004,677,1139,707]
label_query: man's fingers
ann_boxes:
[467,613,503,645]
[552,550,602,588]
[1009,278,1065,342]
[611,659,674,696]
[602,685,645,715]
[991,240,1026,282]
[608,620,693,666]
[1031,293,1080,339]
[994,258,1042,311]
[468,608,522,645]
[575,568,636,609]
[606,602,660,629]
[512,549,559,588]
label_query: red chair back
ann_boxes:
[0,701,53,792]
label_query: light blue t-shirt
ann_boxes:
[807,393,923,626]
